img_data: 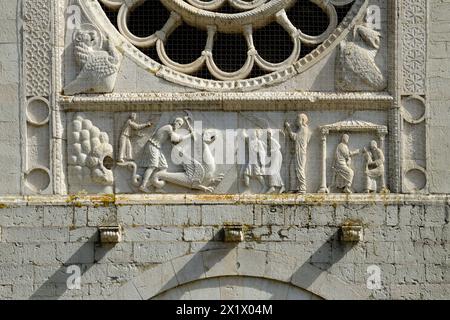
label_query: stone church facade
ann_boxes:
[0,0,448,299]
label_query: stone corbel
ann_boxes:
[99,226,123,244]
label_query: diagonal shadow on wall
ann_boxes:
[30,233,109,300]
[149,229,239,300]
[291,229,357,291]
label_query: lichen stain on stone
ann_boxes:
[0,203,8,209]
[91,194,116,207]
[66,193,116,208]
[193,194,238,203]
[66,194,84,208]
[304,194,326,205]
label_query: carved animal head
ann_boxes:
[354,24,381,49]
[202,129,220,145]
[73,28,102,49]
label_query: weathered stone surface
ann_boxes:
[0,0,448,301]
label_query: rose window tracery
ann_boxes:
[97,0,365,83]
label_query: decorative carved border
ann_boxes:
[398,0,428,194]
[60,92,393,111]
[401,0,426,95]
[22,0,54,194]
[23,0,52,97]
[0,194,448,207]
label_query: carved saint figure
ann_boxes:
[139,117,193,192]
[285,114,311,194]
[242,129,267,192]
[332,134,360,194]
[117,113,152,163]
[363,140,386,193]
[266,129,285,194]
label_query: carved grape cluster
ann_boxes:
[68,114,114,186]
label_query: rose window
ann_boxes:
[98,0,365,82]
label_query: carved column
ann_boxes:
[379,133,385,150]
[379,132,387,191]
[318,130,329,193]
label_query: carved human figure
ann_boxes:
[332,134,360,194]
[139,117,193,192]
[266,129,285,194]
[117,113,153,163]
[363,140,386,193]
[242,129,266,192]
[285,114,311,194]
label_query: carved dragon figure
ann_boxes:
[151,127,224,193]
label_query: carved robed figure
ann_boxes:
[285,114,311,194]
[332,134,360,194]
[118,113,152,163]
[363,140,386,193]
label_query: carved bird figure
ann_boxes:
[336,23,387,92]
[64,27,121,95]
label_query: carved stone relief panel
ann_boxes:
[55,0,398,196]
[65,110,388,195]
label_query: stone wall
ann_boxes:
[429,0,450,193]
[0,195,448,299]
[0,0,20,194]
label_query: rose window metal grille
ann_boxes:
[98,0,362,81]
